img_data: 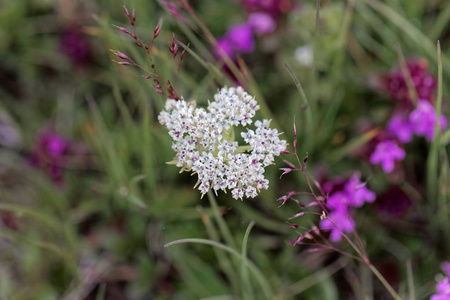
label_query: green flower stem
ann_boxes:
[199,206,241,295]
[241,221,255,300]
[207,190,236,249]
[165,238,273,299]
[368,263,402,300]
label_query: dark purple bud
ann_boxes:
[154,25,161,39]
[136,42,143,47]
[156,89,163,94]
[311,226,320,235]
[302,155,308,171]
[180,49,186,61]
[115,26,130,34]
[288,212,305,220]
[289,236,304,246]
[283,159,296,169]
[144,75,151,79]
[290,224,299,229]
[306,248,322,253]
[279,168,292,178]
[304,232,313,239]
[172,38,178,57]
[123,6,130,17]
[116,52,129,60]
[281,150,291,154]
[132,9,136,22]
[293,121,297,138]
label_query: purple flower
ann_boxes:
[248,13,276,35]
[380,59,436,106]
[409,100,447,141]
[215,38,235,58]
[344,175,376,207]
[442,262,450,277]
[326,192,351,212]
[370,140,405,173]
[59,26,92,66]
[387,113,414,144]
[226,24,255,53]
[241,0,294,18]
[215,24,255,59]
[320,210,355,242]
[431,277,450,300]
[30,131,71,185]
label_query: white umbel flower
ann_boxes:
[158,86,286,200]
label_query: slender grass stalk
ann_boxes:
[407,260,416,300]
[427,41,443,206]
[241,221,255,300]
[284,63,314,151]
[207,190,236,248]
[367,264,402,300]
[396,46,419,106]
[429,3,450,42]
[309,0,321,111]
[281,257,349,298]
[363,0,450,77]
[164,238,273,299]
[198,206,240,295]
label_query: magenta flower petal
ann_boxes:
[409,100,447,141]
[345,175,376,207]
[226,24,255,53]
[370,140,405,173]
[387,113,414,144]
[320,210,355,243]
[248,12,276,35]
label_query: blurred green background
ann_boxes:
[0,0,449,299]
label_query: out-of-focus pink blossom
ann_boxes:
[370,140,405,173]
[320,174,375,242]
[320,210,355,242]
[241,0,295,18]
[326,192,351,212]
[29,131,71,185]
[387,113,414,144]
[248,12,276,35]
[215,24,255,59]
[380,59,436,106]
[409,100,447,141]
[344,174,376,207]
[442,262,450,278]
[59,26,92,66]
[431,277,450,300]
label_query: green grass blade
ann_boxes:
[165,238,273,299]
[241,221,255,300]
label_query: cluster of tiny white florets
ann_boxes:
[158,86,287,200]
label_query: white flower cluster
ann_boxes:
[158,86,287,200]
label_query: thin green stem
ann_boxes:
[368,264,402,300]
[241,221,255,300]
[207,190,236,248]
[198,206,240,294]
[164,238,273,299]
[280,258,349,298]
